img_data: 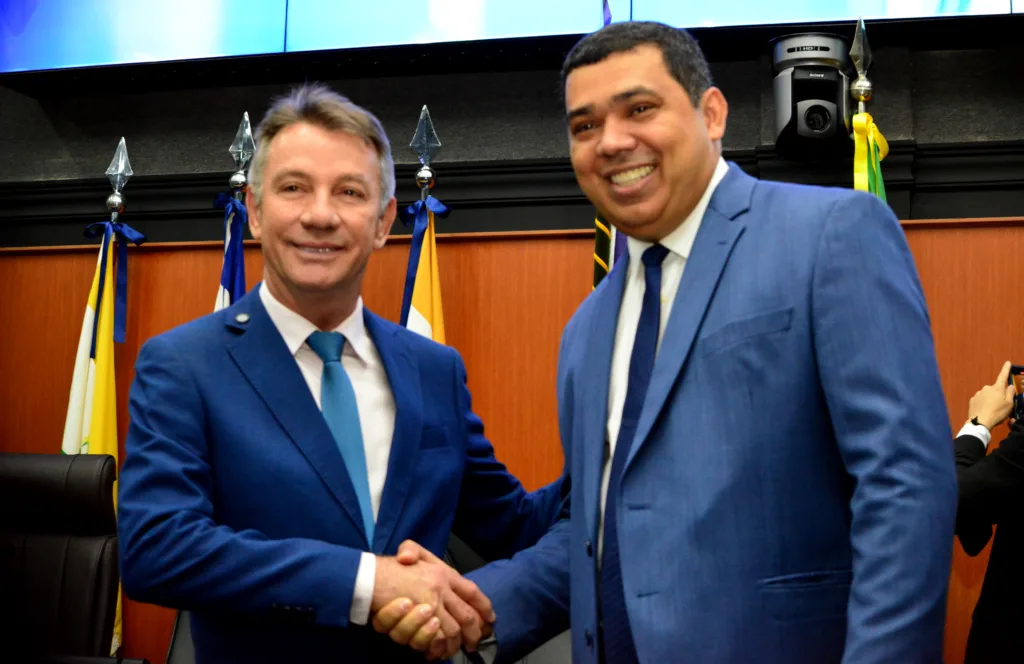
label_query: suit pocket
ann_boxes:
[420,425,452,450]
[700,307,794,358]
[758,569,851,622]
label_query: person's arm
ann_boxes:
[811,193,958,664]
[954,432,995,556]
[957,423,1024,541]
[950,362,1015,553]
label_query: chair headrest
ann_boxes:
[0,454,116,535]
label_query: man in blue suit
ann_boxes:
[116,83,565,663]
[381,21,958,663]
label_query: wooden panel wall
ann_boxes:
[903,219,1024,664]
[1,219,1021,664]
[0,232,589,664]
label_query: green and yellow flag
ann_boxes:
[853,111,888,201]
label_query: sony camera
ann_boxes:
[771,33,852,161]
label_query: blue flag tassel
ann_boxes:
[215,193,248,306]
[398,195,449,328]
[83,220,145,346]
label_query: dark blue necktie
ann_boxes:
[601,244,669,664]
[307,331,375,543]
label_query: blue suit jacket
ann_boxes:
[469,165,958,664]
[117,287,565,664]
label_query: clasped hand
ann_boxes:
[371,540,495,660]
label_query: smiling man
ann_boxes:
[379,21,958,664]
[116,83,565,664]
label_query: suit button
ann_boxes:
[585,628,593,647]
[585,540,593,557]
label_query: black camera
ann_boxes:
[1009,365,1024,421]
[772,33,852,161]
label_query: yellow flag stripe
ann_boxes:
[410,209,445,344]
[853,111,888,196]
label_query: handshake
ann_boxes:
[371,540,495,661]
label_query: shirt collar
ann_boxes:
[258,283,371,364]
[626,156,730,265]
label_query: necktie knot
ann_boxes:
[307,330,346,364]
[641,243,670,269]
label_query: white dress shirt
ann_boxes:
[957,421,992,448]
[598,157,730,559]
[259,284,395,625]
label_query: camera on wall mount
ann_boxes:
[771,33,852,161]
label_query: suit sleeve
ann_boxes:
[467,505,571,664]
[117,335,363,627]
[450,348,568,561]
[810,193,958,664]
[956,425,1024,555]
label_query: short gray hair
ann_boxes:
[248,83,396,214]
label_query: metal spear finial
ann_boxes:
[849,17,874,114]
[105,137,133,221]
[228,112,255,198]
[410,105,441,201]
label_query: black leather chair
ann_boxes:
[0,453,126,662]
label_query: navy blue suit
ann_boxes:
[470,165,958,664]
[118,287,564,663]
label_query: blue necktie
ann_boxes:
[307,331,375,544]
[601,244,669,664]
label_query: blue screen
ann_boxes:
[0,0,1016,74]
[285,0,629,51]
[632,0,1011,27]
[0,0,286,73]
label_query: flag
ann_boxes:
[214,193,247,311]
[61,221,142,655]
[852,112,888,202]
[399,195,448,343]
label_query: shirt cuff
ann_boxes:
[957,421,992,448]
[349,552,376,625]
[468,637,497,664]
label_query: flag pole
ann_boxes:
[849,17,873,117]
[399,105,448,343]
[214,113,254,310]
[229,112,255,202]
[850,17,888,201]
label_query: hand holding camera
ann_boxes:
[967,361,1018,430]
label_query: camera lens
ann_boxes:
[804,105,831,132]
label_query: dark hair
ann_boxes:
[561,21,714,107]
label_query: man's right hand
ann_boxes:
[372,541,495,659]
[968,361,1016,430]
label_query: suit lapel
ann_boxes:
[625,165,754,471]
[580,260,629,543]
[224,287,368,544]
[364,311,424,554]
